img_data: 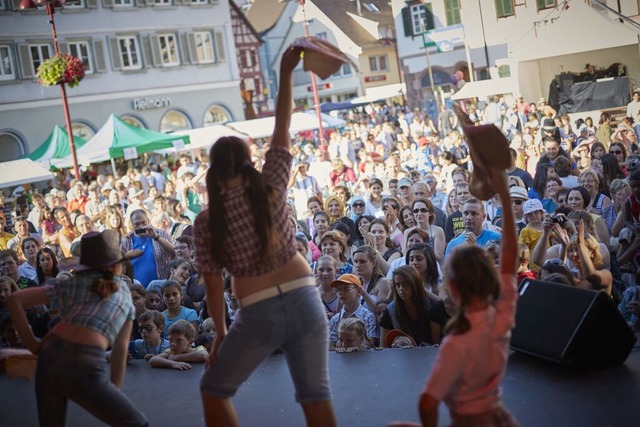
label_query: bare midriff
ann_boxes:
[51,321,110,350]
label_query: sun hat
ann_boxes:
[73,230,142,272]
[509,186,529,200]
[523,199,544,216]
[127,187,144,200]
[541,117,557,132]
[329,273,362,289]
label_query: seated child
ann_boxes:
[385,329,417,349]
[335,318,372,353]
[145,288,164,312]
[194,332,214,352]
[516,242,536,284]
[161,280,198,339]
[0,312,23,349]
[0,276,19,318]
[201,317,216,338]
[149,320,207,370]
[129,310,170,360]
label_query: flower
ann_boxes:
[36,53,85,88]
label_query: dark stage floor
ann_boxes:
[2,345,640,426]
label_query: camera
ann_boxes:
[551,214,567,225]
[134,228,147,235]
[627,159,640,173]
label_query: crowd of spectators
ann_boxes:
[1,91,640,354]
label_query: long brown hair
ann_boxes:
[206,136,282,266]
[444,246,500,335]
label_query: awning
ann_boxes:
[226,112,342,139]
[173,126,248,151]
[350,83,406,104]
[0,159,54,188]
[450,77,516,100]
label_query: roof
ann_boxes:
[245,0,289,34]
[312,0,394,49]
[229,0,263,43]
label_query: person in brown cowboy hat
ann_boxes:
[6,230,148,426]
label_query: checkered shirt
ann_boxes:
[194,146,297,276]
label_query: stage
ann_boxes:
[1,345,639,426]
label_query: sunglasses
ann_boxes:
[138,325,155,333]
[413,208,428,213]
[352,202,365,208]
[610,150,622,154]
[512,200,524,206]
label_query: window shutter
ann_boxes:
[179,33,190,64]
[187,33,198,64]
[135,0,146,7]
[214,30,225,62]
[108,37,122,70]
[401,7,412,37]
[146,0,155,5]
[141,35,154,67]
[58,42,69,54]
[86,0,98,8]
[18,44,35,79]
[150,35,162,66]
[425,3,435,31]
[103,0,114,7]
[93,39,107,72]
[10,0,21,10]
[181,0,193,5]
[495,0,504,17]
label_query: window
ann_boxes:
[203,105,231,126]
[30,44,52,72]
[114,0,134,6]
[68,41,93,74]
[332,62,352,78]
[118,36,141,70]
[192,32,214,63]
[316,32,328,40]
[0,132,24,162]
[363,3,379,12]
[495,0,514,18]
[190,0,207,4]
[369,55,388,72]
[0,45,16,81]
[444,0,461,26]
[402,3,434,37]
[120,115,145,128]
[537,0,556,10]
[160,110,191,133]
[155,0,171,4]
[64,0,85,8]
[240,48,254,68]
[71,122,95,140]
[158,34,179,66]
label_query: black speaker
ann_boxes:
[511,279,636,370]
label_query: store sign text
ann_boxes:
[132,98,172,111]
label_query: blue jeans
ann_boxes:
[200,282,331,403]
[36,334,148,427]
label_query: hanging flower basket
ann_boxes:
[36,54,85,88]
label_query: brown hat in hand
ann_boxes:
[292,36,359,80]
[453,104,511,200]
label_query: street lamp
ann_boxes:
[18,0,81,180]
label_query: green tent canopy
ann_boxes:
[25,125,87,166]
[55,114,190,167]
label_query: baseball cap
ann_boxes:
[329,274,362,288]
[398,177,412,188]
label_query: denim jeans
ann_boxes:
[36,334,148,427]
[200,282,331,403]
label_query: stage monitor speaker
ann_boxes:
[558,73,575,93]
[511,279,636,370]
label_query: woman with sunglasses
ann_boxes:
[609,142,628,174]
[411,198,445,263]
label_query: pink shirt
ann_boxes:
[424,273,517,414]
[193,146,297,277]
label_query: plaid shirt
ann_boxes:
[120,228,173,281]
[194,146,297,276]
[328,304,379,342]
[45,273,135,346]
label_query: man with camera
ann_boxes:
[120,209,175,287]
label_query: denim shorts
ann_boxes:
[200,279,331,403]
[36,334,148,427]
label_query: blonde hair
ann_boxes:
[0,276,19,294]
[320,230,348,262]
[578,169,600,188]
[568,233,603,269]
[338,317,366,339]
[201,317,215,332]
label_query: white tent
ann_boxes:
[174,125,248,150]
[350,83,406,104]
[450,77,516,100]
[0,159,54,188]
[226,112,342,139]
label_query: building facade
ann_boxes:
[0,0,244,162]
[391,0,640,110]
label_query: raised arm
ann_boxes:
[493,171,516,275]
[271,46,302,149]
[6,287,49,354]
